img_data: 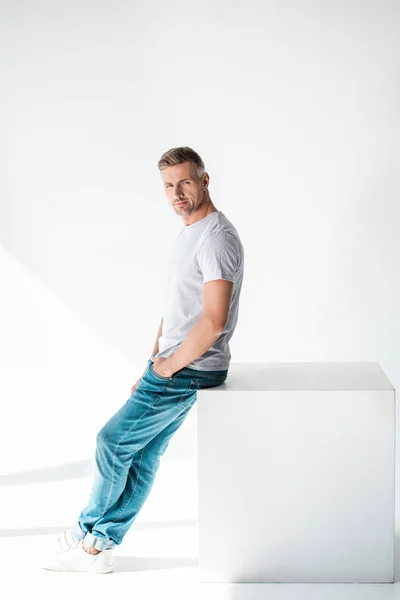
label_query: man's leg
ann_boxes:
[71,364,199,551]
[85,387,198,551]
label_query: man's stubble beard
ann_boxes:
[175,191,209,217]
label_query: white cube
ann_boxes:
[197,362,395,583]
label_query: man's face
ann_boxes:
[161,161,208,217]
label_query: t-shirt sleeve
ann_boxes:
[197,231,241,284]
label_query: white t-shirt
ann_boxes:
[153,210,244,371]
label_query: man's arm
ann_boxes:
[163,279,233,375]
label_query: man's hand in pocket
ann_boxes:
[151,357,171,378]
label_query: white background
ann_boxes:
[0,0,399,593]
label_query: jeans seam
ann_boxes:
[112,446,146,526]
[177,380,198,404]
[102,386,169,516]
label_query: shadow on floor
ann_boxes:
[112,555,198,573]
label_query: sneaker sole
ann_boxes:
[43,565,113,574]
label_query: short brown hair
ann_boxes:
[157,146,205,178]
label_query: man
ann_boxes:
[43,146,244,573]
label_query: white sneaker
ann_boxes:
[43,528,114,574]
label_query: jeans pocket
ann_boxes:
[149,362,170,380]
[148,360,184,382]
[177,379,199,405]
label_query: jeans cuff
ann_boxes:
[71,523,85,540]
[82,532,116,551]
[71,524,116,550]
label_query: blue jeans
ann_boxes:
[71,358,228,550]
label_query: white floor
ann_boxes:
[2,405,400,599]
[4,529,400,600]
